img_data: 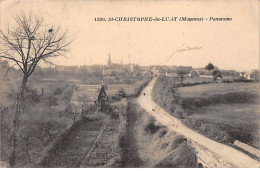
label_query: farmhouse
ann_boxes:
[71,83,110,114]
[177,66,192,73]
[71,84,101,113]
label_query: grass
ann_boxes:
[183,77,213,84]
[106,84,135,96]
[187,104,259,148]
[0,69,151,167]
[80,99,128,167]
[152,75,260,151]
[38,113,105,167]
[0,66,153,167]
[45,99,128,168]
[177,82,259,99]
[155,143,197,168]
[106,76,152,97]
[82,117,121,167]
[0,81,76,167]
[133,100,197,168]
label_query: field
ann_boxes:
[177,82,259,98]
[165,76,213,88]
[188,104,259,148]
[106,84,135,96]
[152,75,260,155]
[183,77,214,84]
[106,76,152,98]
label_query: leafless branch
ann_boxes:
[0,14,71,79]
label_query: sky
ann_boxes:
[0,0,259,71]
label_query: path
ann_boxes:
[43,117,105,167]
[137,76,260,168]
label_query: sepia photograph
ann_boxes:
[0,0,259,168]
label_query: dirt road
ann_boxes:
[137,77,260,168]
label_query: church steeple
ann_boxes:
[107,52,112,66]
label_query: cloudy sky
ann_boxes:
[0,0,259,71]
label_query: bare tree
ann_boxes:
[0,14,71,167]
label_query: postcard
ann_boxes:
[0,0,259,168]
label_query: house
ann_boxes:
[189,70,199,77]
[168,65,178,71]
[151,67,159,76]
[177,66,192,73]
[239,72,245,77]
[193,67,210,75]
[71,84,101,114]
[250,70,259,81]
[165,70,178,77]
[220,70,236,76]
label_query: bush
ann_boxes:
[21,87,41,108]
[223,79,232,83]
[234,77,253,82]
[53,87,63,95]
[46,95,58,107]
[117,88,126,98]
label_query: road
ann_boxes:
[137,76,260,168]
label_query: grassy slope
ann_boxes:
[133,100,197,168]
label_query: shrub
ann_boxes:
[117,88,126,98]
[223,79,232,83]
[46,95,58,107]
[53,87,63,95]
[234,77,253,82]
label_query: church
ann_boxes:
[102,53,134,75]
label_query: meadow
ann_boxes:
[177,82,259,99]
